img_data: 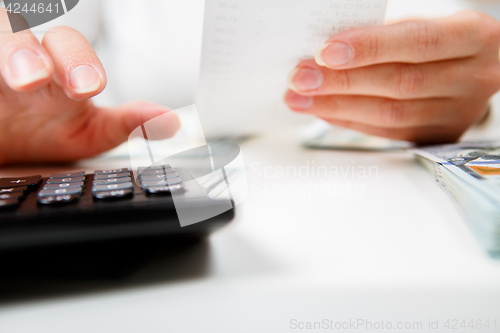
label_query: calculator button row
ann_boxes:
[138,168,176,175]
[93,189,133,200]
[0,199,20,209]
[43,181,84,190]
[141,178,182,187]
[94,172,130,180]
[46,176,86,184]
[49,171,86,178]
[38,187,83,197]
[144,184,183,195]
[140,173,178,181]
[38,194,80,205]
[0,175,42,189]
[138,166,168,173]
[0,186,28,194]
[0,192,24,200]
[94,168,129,174]
[92,182,133,193]
[92,177,132,185]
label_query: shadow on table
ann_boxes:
[0,235,210,305]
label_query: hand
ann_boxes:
[0,9,180,165]
[285,11,500,144]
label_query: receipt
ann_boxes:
[195,0,388,137]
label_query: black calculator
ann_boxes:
[0,165,234,251]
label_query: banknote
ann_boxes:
[415,141,500,256]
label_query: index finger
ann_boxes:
[315,11,500,69]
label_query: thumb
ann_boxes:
[89,101,181,154]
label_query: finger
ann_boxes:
[284,90,457,128]
[41,26,106,100]
[81,101,181,155]
[315,11,500,69]
[0,9,54,91]
[319,118,462,145]
[289,58,481,99]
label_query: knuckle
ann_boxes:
[327,70,351,92]
[395,64,426,97]
[320,96,341,116]
[474,66,500,95]
[358,29,381,62]
[458,11,500,47]
[409,21,440,56]
[380,99,409,126]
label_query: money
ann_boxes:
[415,141,500,256]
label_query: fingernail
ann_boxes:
[9,49,49,87]
[315,42,353,67]
[285,91,313,111]
[288,67,323,92]
[69,65,100,94]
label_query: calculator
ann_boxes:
[0,165,234,251]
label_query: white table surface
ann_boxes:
[1,130,500,333]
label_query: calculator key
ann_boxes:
[46,176,86,184]
[92,182,133,193]
[38,188,82,197]
[38,194,79,205]
[138,166,164,172]
[43,182,84,190]
[0,186,28,194]
[141,178,182,187]
[140,173,178,181]
[0,192,24,200]
[50,171,86,178]
[93,188,134,200]
[138,169,171,176]
[0,199,19,209]
[94,172,130,180]
[94,168,129,174]
[93,177,132,185]
[0,175,42,189]
[144,184,183,194]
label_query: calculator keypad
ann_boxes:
[0,165,183,208]
[139,165,181,188]
[0,176,42,189]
